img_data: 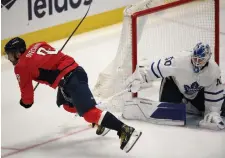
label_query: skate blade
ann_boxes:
[101,128,111,136]
[124,131,142,153]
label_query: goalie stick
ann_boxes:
[34,1,92,91]
[97,88,131,104]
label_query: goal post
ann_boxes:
[131,0,219,73]
[93,0,220,112]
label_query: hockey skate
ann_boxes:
[119,125,142,153]
[92,123,111,136]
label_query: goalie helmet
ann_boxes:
[191,42,212,73]
[4,37,26,55]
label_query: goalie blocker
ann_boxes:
[123,98,186,126]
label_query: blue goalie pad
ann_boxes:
[150,102,186,125]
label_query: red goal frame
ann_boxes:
[131,0,220,74]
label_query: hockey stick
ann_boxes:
[72,88,130,118]
[97,88,131,104]
[98,84,154,104]
[34,2,92,91]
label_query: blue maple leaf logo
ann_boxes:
[184,82,203,95]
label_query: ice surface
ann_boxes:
[1,4,225,158]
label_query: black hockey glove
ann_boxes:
[20,99,33,109]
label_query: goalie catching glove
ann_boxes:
[199,112,225,130]
[125,64,152,93]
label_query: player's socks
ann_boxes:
[98,111,124,131]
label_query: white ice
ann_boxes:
[1,4,225,158]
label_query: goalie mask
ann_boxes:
[191,42,212,73]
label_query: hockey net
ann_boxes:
[93,0,220,113]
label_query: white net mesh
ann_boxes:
[137,0,216,62]
[94,0,218,113]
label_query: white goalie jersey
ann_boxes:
[124,53,225,130]
[142,54,224,114]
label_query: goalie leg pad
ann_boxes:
[123,98,186,126]
[151,102,186,125]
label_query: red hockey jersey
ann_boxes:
[14,42,78,105]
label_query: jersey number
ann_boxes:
[37,47,58,55]
[164,56,174,66]
[216,77,222,86]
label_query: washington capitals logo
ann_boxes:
[1,0,17,10]
[184,82,203,95]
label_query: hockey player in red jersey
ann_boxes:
[4,37,142,153]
